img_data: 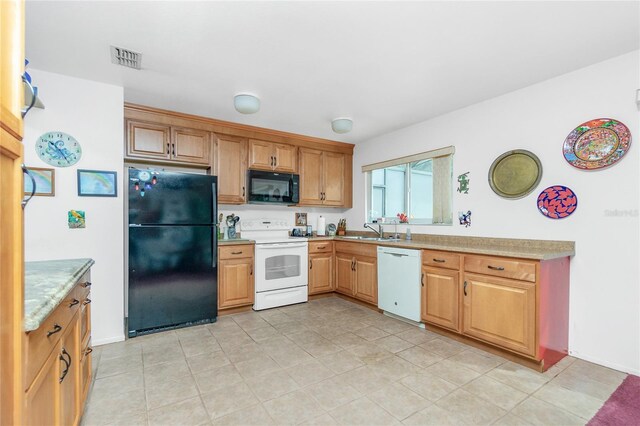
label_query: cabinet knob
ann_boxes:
[421,273,424,287]
[488,265,505,271]
[464,281,468,296]
[69,299,80,308]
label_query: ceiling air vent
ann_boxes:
[110,46,141,70]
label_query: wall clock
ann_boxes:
[35,131,82,167]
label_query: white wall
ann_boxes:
[347,51,640,374]
[23,70,125,346]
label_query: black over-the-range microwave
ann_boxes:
[246,170,300,204]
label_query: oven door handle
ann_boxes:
[257,243,309,249]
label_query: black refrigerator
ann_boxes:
[127,168,217,337]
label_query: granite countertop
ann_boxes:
[24,258,95,332]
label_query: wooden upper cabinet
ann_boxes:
[298,148,349,207]
[0,0,24,138]
[248,139,297,172]
[462,273,536,357]
[299,148,323,204]
[126,120,171,160]
[322,152,345,206]
[171,127,211,165]
[248,139,274,170]
[214,134,247,204]
[273,143,297,172]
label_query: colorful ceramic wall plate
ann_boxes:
[563,118,631,170]
[537,185,577,219]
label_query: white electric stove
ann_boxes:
[240,219,309,310]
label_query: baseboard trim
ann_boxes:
[93,335,125,346]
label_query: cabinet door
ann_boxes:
[0,0,24,138]
[0,128,24,426]
[354,255,377,304]
[463,273,536,357]
[219,258,254,309]
[335,254,354,296]
[309,253,333,295]
[248,139,275,171]
[80,339,92,410]
[298,148,323,205]
[422,266,460,332]
[171,127,211,165]
[60,314,80,426]
[273,143,297,173]
[126,120,171,160]
[24,344,60,426]
[214,135,247,204]
[322,152,345,206]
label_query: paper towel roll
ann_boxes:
[317,216,326,236]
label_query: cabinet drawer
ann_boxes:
[334,241,377,257]
[309,241,333,254]
[464,255,536,283]
[219,245,254,260]
[423,250,460,270]
[25,289,81,387]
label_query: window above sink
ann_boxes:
[363,146,454,225]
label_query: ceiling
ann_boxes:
[25,1,639,144]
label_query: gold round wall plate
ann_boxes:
[488,150,543,199]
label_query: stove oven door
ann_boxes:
[254,242,309,292]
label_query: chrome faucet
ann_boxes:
[364,222,383,237]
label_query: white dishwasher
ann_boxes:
[377,246,422,322]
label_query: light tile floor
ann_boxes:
[82,297,627,426]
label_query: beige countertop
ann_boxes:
[308,233,574,260]
[218,239,254,246]
[217,234,574,260]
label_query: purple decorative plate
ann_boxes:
[563,118,631,170]
[537,186,577,219]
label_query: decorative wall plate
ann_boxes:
[563,118,631,170]
[537,185,577,219]
[488,150,543,199]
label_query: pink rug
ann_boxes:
[588,375,640,426]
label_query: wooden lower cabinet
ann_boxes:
[308,253,334,295]
[462,273,536,357]
[218,244,255,310]
[59,313,80,426]
[335,253,355,296]
[421,266,459,332]
[353,255,377,305]
[24,274,92,426]
[24,345,59,426]
[333,249,377,305]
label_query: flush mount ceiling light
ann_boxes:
[234,93,260,114]
[331,117,353,134]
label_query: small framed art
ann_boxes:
[77,169,117,197]
[295,212,307,226]
[24,167,55,196]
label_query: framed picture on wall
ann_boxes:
[77,169,117,197]
[24,167,55,196]
[295,212,307,226]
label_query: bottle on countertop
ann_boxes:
[406,227,412,240]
